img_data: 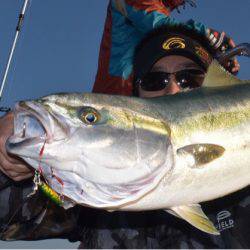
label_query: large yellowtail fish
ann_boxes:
[6,61,250,235]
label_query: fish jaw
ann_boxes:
[6,100,70,159]
[7,101,51,159]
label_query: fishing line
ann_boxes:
[0,0,31,113]
[2,0,33,113]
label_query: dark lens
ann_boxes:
[140,72,170,91]
[175,69,205,90]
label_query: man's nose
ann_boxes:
[165,75,181,95]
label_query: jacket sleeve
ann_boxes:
[92,0,207,96]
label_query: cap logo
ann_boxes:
[162,37,186,50]
[195,46,211,64]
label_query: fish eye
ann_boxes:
[85,113,96,123]
[79,108,100,125]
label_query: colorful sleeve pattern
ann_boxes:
[92,0,207,95]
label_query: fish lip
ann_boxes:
[6,136,45,155]
[14,101,54,143]
[7,100,69,155]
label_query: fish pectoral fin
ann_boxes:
[165,209,182,219]
[177,143,225,168]
[106,209,115,212]
[166,204,220,235]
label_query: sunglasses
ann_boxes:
[137,69,205,92]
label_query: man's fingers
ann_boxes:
[232,59,240,74]
[0,152,32,174]
[0,165,10,178]
[0,149,22,168]
[0,164,33,181]
[6,152,28,165]
[0,141,25,165]
[2,170,33,181]
[0,112,33,181]
[228,38,236,48]
[227,58,240,74]
[12,163,33,174]
[11,172,34,182]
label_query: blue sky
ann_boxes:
[0,0,249,248]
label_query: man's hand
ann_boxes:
[220,35,240,75]
[207,29,240,75]
[0,112,33,181]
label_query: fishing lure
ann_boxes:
[39,181,63,206]
[28,139,64,206]
[28,170,64,206]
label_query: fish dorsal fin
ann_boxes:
[202,60,245,87]
[177,144,225,168]
[166,204,220,235]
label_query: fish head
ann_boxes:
[6,93,173,207]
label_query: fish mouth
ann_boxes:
[6,101,53,152]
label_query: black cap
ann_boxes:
[133,26,213,81]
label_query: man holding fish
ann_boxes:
[0,0,249,249]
